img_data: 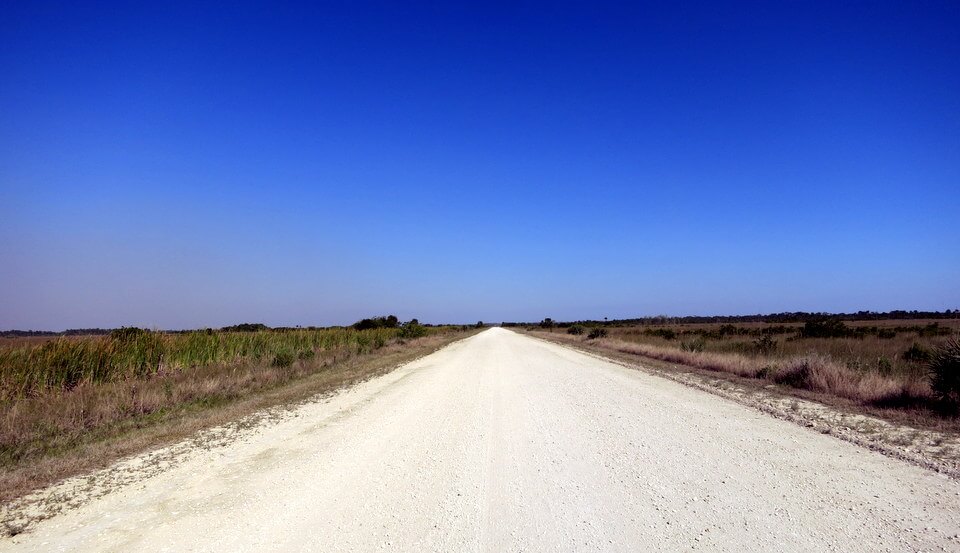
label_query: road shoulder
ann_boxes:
[528,331,960,480]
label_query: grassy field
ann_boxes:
[531,318,960,419]
[0,326,407,400]
[0,324,472,501]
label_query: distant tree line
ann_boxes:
[4,310,956,338]
[219,323,270,332]
[0,328,114,338]
[2,316,446,338]
[500,310,959,329]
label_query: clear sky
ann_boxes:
[2,2,958,330]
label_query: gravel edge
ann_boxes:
[530,332,960,481]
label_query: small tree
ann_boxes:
[353,315,400,331]
[540,318,555,329]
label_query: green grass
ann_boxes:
[0,327,406,400]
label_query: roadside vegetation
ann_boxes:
[0,319,473,501]
[522,314,960,421]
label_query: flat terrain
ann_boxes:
[2,328,959,552]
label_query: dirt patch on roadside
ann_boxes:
[1,404,294,537]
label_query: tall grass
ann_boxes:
[601,321,959,384]
[0,327,405,400]
[535,319,959,411]
[612,336,928,404]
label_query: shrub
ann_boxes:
[644,328,676,340]
[567,325,585,336]
[929,338,960,413]
[271,351,295,368]
[799,318,850,338]
[540,318,555,329]
[877,356,893,375]
[902,343,931,362]
[587,328,607,340]
[774,355,826,389]
[756,366,774,379]
[399,320,428,339]
[718,324,743,337]
[919,322,952,337]
[680,338,706,352]
[753,334,777,354]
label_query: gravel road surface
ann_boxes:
[3,328,958,552]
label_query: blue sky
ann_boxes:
[2,2,958,329]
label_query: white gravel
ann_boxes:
[2,328,959,552]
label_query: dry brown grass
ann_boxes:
[536,318,960,411]
[606,340,763,378]
[609,322,958,379]
[536,330,939,410]
[0,330,474,503]
[770,354,912,403]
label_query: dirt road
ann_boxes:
[3,328,958,552]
